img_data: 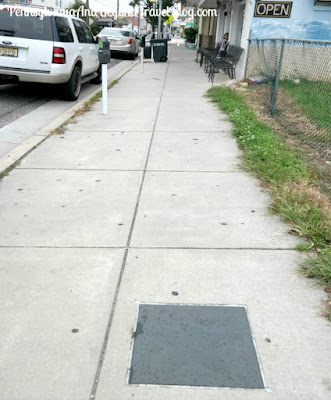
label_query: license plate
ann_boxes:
[0,47,18,57]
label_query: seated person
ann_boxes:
[218,33,229,56]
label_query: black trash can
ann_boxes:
[144,42,151,59]
[150,38,168,62]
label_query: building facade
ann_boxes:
[195,0,331,79]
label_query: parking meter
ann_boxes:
[140,35,146,48]
[98,36,111,64]
[98,37,110,115]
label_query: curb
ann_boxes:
[0,60,139,175]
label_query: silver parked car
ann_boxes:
[97,28,139,59]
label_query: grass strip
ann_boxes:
[208,86,331,289]
[54,79,120,131]
[75,79,119,116]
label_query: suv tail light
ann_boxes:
[53,47,66,64]
[128,39,133,44]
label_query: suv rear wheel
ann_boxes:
[63,65,81,101]
[90,64,102,84]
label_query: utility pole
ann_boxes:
[157,0,162,38]
[117,0,119,19]
[85,0,89,25]
[138,5,140,35]
[132,5,135,30]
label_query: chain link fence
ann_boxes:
[245,39,331,159]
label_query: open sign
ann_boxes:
[254,1,293,18]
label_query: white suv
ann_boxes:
[0,5,101,100]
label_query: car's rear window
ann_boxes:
[101,28,130,37]
[0,9,53,41]
[55,16,74,43]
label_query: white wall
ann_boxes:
[214,0,254,80]
[251,0,331,40]
[236,0,253,79]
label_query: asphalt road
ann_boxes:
[0,58,122,129]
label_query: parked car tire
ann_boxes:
[63,65,82,101]
[91,64,102,84]
[128,52,135,60]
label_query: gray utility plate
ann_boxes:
[129,304,265,389]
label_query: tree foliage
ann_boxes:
[68,0,98,34]
[184,26,198,41]
[128,0,174,30]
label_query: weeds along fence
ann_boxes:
[245,38,331,158]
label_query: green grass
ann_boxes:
[80,79,119,111]
[280,79,331,132]
[304,248,331,284]
[208,86,331,288]
[296,243,313,252]
[208,87,310,183]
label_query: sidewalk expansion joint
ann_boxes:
[146,170,242,173]
[0,245,297,250]
[1,140,21,145]
[128,247,298,251]
[0,245,127,249]
[90,48,174,400]
[154,130,232,133]
[16,168,145,172]
[16,168,242,173]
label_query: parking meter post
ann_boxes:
[102,64,108,114]
[151,44,154,62]
[98,37,111,115]
[140,47,144,72]
[140,35,145,72]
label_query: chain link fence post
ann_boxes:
[271,39,285,115]
[244,38,251,79]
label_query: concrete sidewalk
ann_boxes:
[0,44,329,400]
[0,60,135,173]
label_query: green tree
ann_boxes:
[184,26,198,42]
[129,0,174,34]
[68,0,98,34]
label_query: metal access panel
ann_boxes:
[129,304,265,389]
